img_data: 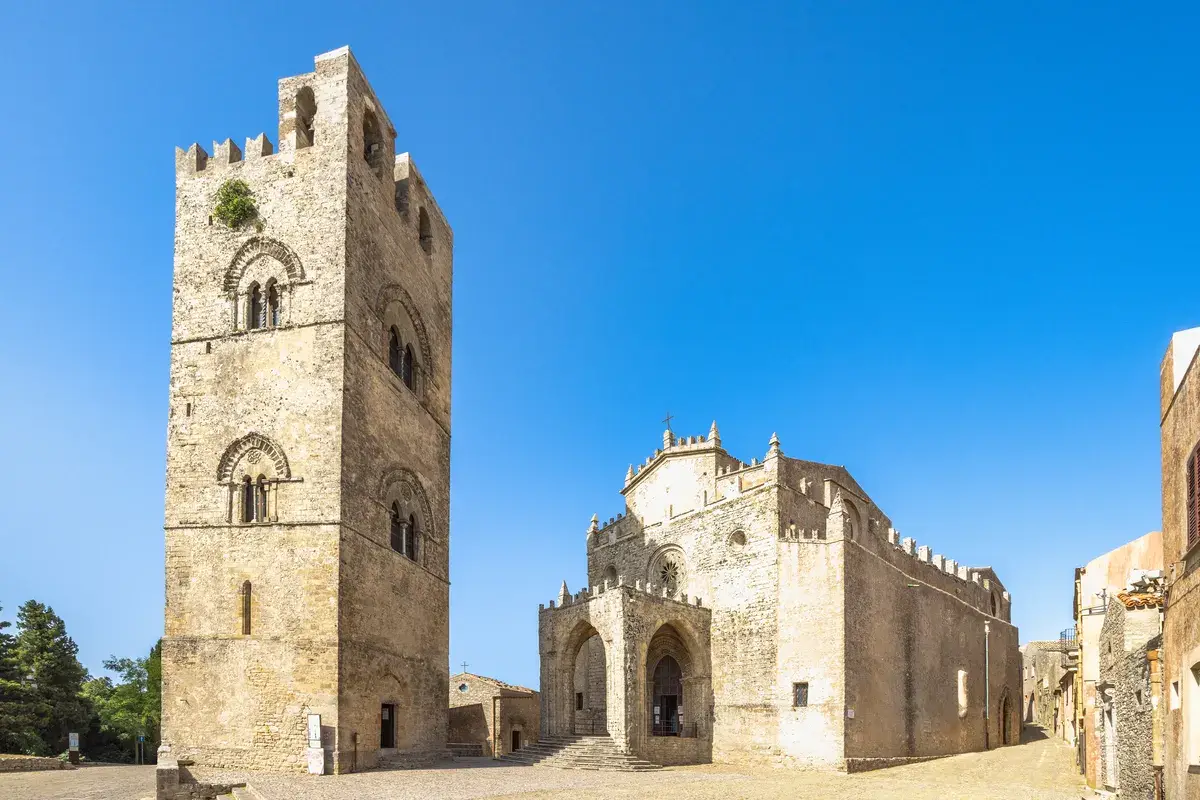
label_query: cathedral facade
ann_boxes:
[539,424,1020,770]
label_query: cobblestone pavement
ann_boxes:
[0,727,1088,800]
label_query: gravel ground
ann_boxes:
[0,727,1089,800]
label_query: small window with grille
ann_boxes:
[792,682,809,708]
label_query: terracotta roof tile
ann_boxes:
[1117,592,1164,609]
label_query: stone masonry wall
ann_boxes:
[1099,600,1162,799]
[164,48,352,773]
[1160,333,1200,800]
[448,675,540,757]
[163,48,451,775]
[336,52,452,767]
[587,441,781,765]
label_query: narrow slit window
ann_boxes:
[241,580,252,635]
[792,682,809,708]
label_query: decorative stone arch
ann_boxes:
[216,433,291,483]
[647,545,688,599]
[375,283,433,381]
[223,236,305,295]
[379,467,438,544]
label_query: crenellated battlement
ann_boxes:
[175,135,278,176]
[540,578,705,613]
[876,526,1011,612]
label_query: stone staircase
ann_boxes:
[499,734,661,771]
[215,787,258,800]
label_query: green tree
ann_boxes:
[13,601,89,755]
[83,640,161,762]
[0,603,39,753]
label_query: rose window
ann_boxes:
[650,549,687,598]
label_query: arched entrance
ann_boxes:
[571,628,607,735]
[651,655,683,736]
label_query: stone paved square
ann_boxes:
[0,729,1087,800]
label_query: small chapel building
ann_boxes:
[538,423,1021,770]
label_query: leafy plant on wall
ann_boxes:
[213,179,262,230]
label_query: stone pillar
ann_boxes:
[607,618,632,752]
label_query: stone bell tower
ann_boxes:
[161,47,451,773]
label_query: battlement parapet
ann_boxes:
[872,527,1011,618]
[176,135,279,177]
[778,522,825,542]
[540,578,704,614]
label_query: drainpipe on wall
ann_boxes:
[985,620,991,750]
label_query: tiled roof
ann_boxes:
[451,672,537,695]
[1117,592,1165,609]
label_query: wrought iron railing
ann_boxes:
[1059,626,1077,643]
[648,714,698,738]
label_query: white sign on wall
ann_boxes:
[307,714,321,748]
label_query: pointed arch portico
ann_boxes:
[539,582,713,764]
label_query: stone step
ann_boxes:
[448,742,484,758]
[498,734,661,772]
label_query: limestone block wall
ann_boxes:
[164,49,352,773]
[842,530,1021,767]
[1099,602,1162,798]
[448,676,539,757]
[164,47,451,775]
[775,484,847,768]
[587,469,780,764]
[1159,332,1200,800]
[335,57,452,768]
[573,635,607,732]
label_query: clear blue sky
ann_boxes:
[1,2,1197,689]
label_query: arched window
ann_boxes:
[402,344,414,389]
[295,87,316,149]
[255,477,269,522]
[390,503,404,553]
[419,207,433,254]
[248,283,263,330]
[388,327,403,377]
[991,593,999,618]
[267,282,281,327]
[362,108,385,176]
[241,580,252,635]
[1188,443,1200,550]
[406,513,418,560]
[241,477,255,523]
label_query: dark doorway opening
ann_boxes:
[652,655,682,736]
[511,730,521,752]
[380,703,396,749]
[1001,696,1011,745]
